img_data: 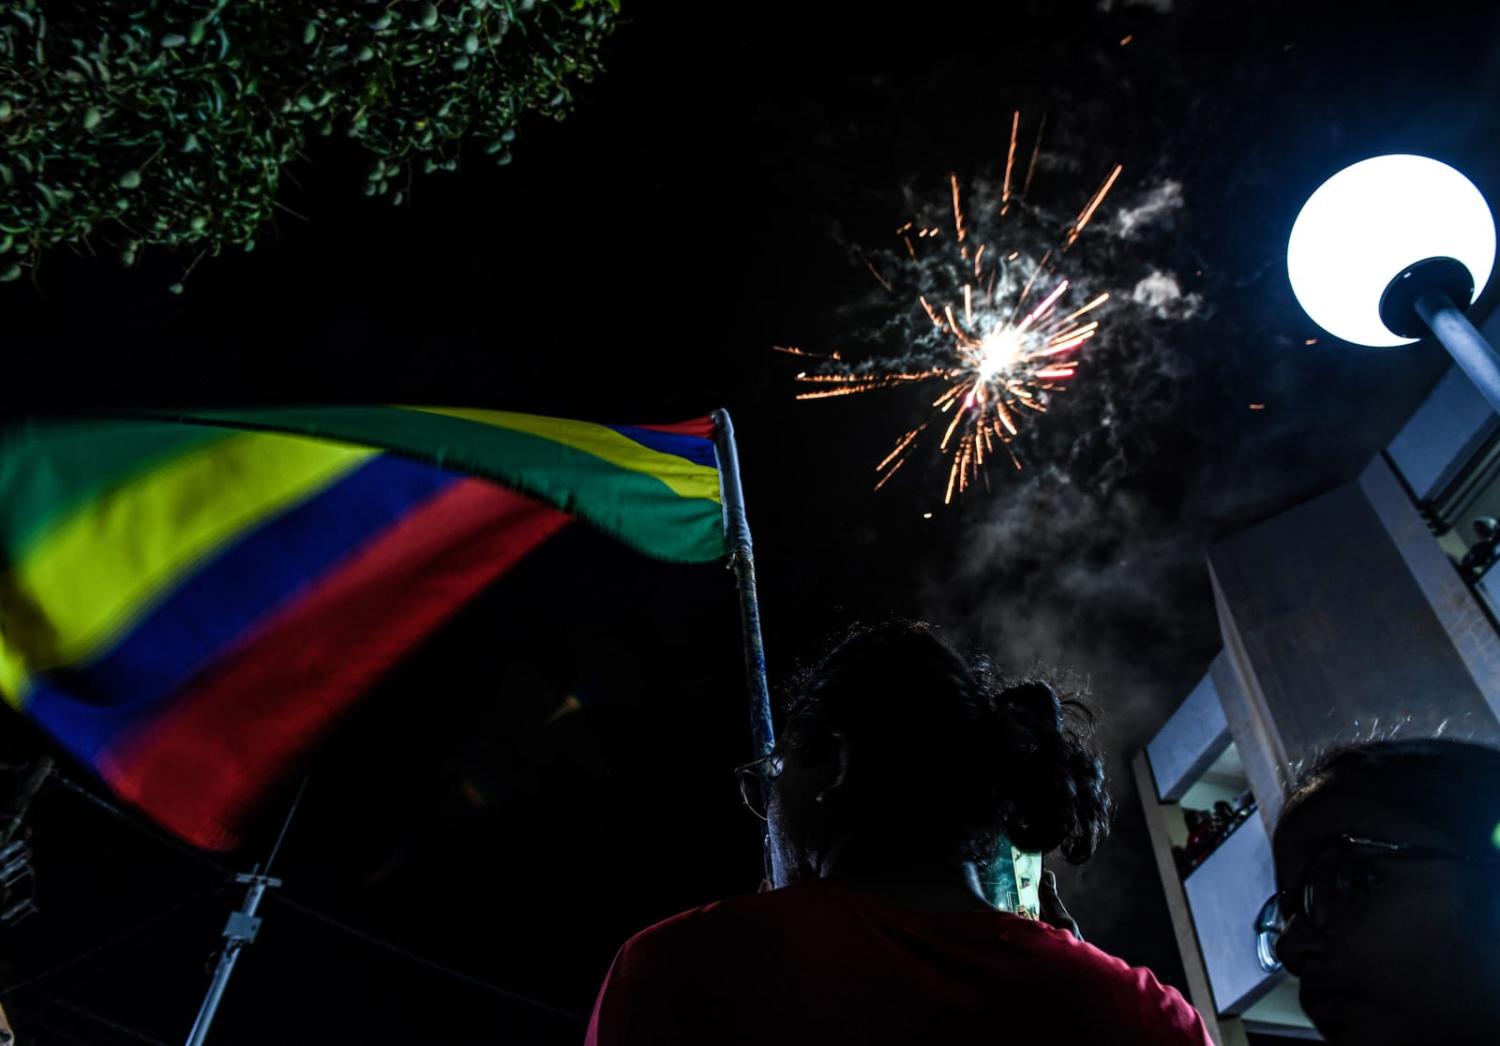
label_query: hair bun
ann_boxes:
[999,681,1065,740]
[994,680,1112,863]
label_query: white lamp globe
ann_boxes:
[1287,154,1495,347]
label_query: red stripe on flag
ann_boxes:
[99,480,570,850]
[632,418,716,439]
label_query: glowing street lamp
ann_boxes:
[1288,154,1499,409]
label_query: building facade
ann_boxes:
[1135,309,1500,1044]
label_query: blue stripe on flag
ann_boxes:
[27,454,464,763]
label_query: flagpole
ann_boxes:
[711,409,775,762]
[184,775,308,1046]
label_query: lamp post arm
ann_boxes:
[1416,291,1500,418]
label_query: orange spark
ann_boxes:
[920,295,943,327]
[1017,279,1070,332]
[940,402,966,450]
[1046,319,1101,342]
[877,427,924,470]
[1022,113,1046,197]
[951,172,967,242]
[995,400,1017,435]
[874,456,908,491]
[1001,109,1019,213]
[1056,292,1110,327]
[1066,163,1123,247]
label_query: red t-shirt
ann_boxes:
[587,879,1212,1045]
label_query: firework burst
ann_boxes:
[785,113,1123,505]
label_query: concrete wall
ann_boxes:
[1386,365,1499,501]
[1183,812,1279,1014]
[1147,670,1232,801]
[1360,455,1500,724]
[1207,646,1289,830]
[1208,475,1500,798]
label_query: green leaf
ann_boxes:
[1,263,22,283]
[2,0,617,277]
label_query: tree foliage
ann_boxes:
[0,0,619,285]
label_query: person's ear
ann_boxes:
[816,731,851,803]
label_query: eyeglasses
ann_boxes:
[733,752,784,822]
[1255,833,1500,972]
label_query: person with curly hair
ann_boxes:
[586,620,1210,1045]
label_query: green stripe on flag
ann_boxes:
[133,406,726,563]
[0,419,230,564]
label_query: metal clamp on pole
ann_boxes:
[184,776,307,1046]
[184,869,282,1046]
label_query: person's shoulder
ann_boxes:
[1005,920,1212,1044]
[616,888,787,958]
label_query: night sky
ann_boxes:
[3,1,1500,1042]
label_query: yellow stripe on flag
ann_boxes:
[0,432,375,705]
[402,406,721,503]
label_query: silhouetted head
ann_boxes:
[1271,739,1500,1046]
[765,621,1111,886]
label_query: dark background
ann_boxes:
[2,0,1499,1041]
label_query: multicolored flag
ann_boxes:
[0,407,724,850]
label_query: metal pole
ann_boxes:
[0,757,51,848]
[184,871,278,1046]
[711,409,775,762]
[1416,291,1500,417]
[184,777,306,1046]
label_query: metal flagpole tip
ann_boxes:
[1287,154,1496,347]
